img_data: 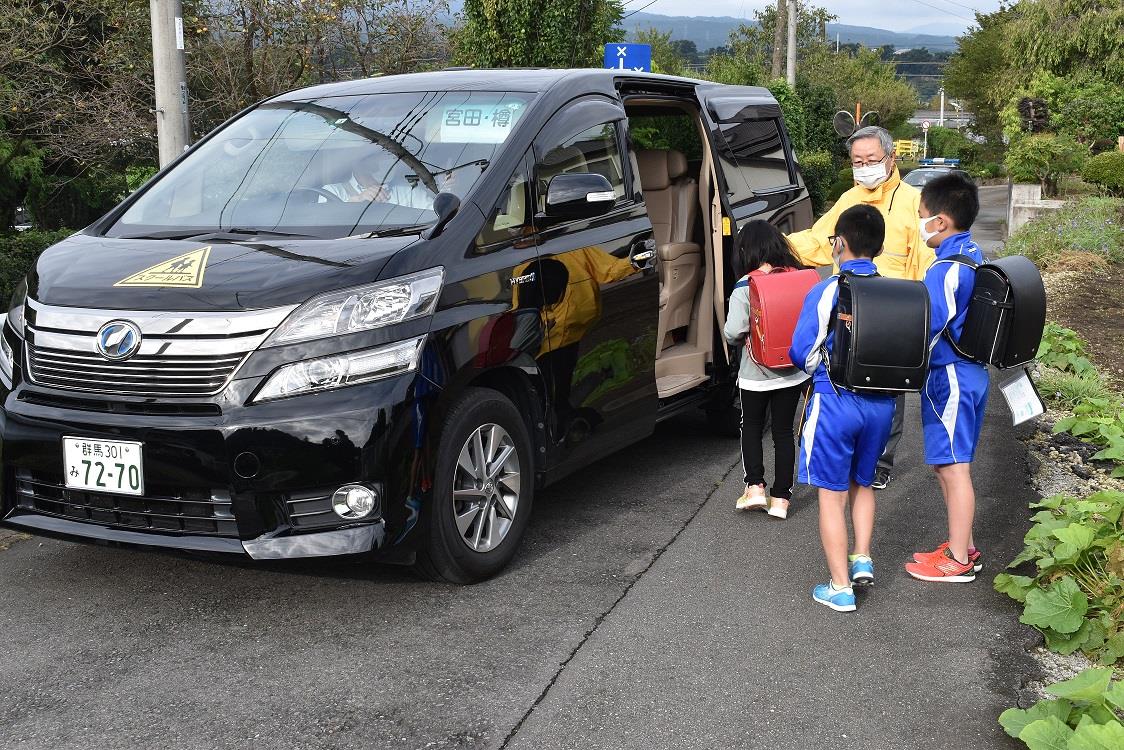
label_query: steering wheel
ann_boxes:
[292,187,343,203]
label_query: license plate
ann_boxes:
[63,437,145,496]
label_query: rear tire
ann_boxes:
[414,387,534,584]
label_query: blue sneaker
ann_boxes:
[849,554,874,585]
[812,582,857,612]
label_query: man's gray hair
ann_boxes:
[847,126,895,156]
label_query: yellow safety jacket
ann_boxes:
[786,169,934,281]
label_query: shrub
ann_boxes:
[1006,133,1087,196]
[1082,151,1124,196]
[1005,196,1124,270]
[796,150,835,216]
[0,229,71,304]
[999,668,1124,748]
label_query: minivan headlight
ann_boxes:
[266,267,443,346]
[253,336,425,402]
[7,278,26,338]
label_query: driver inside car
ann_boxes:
[321,154,467,209]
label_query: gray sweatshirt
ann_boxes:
[723,273,810,392]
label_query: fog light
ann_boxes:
[332,484,379,520]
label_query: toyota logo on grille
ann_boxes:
[96,320,142,361]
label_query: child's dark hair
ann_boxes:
[921,173,979,231]
[734,219,802,277]
[834,204,885,258]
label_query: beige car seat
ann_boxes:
[636,149,700,350]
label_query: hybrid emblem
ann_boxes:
[96,321,142,361]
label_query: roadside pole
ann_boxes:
[786,0,796,86]
[150,0,191,168]
[939,86,945,127]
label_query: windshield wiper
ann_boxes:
[361,224,433,238]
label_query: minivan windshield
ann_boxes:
[107,91,535,240]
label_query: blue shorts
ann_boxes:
[798,390,895,491]
[922,360,989,465]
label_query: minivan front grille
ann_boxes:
[27,345,244,396]
[21,300,296,398]
[13,474,239,537]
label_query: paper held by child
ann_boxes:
[999,368,1045,425]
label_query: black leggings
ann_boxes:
[740,383,805,500]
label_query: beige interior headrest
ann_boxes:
[636,149,689,190]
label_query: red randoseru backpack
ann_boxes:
[746,267,821,369]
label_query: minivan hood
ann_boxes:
[28,233,420,311]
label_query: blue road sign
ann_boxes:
[604,43,652,73]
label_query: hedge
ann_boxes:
[1082,151,1124,196]
[0,229,72,305]
[797,150,835,216]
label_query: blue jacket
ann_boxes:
[925,231,984,366]
[788,258,882,395]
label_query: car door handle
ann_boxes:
[630,239,657,269]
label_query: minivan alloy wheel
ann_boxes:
[452,423,520,553]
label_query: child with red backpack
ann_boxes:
[723,220,814,519]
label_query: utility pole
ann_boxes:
[150,0,191,168]
[938,86,946,127]
[786,0,797,86]
[771,0,787,80]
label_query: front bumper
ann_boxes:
[3,511,384,559]
[0,373,423,561]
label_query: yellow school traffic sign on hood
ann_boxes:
[115,246,211,288]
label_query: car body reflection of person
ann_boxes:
[515,246,638,444]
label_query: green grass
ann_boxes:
[1038,368,1115,409]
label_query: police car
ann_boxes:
[903,158,972,188]
[0,69,811,582]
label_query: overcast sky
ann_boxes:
[632,0,1005,34]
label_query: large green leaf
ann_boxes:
[1053,524,1097,552]
[1046,667,1113,702]
[1021,577,1089,634]
[1104,680,1124,712]
[999,699,1073,738]
[994,573,1035,603]
[1044,621,1092,655]
[1019,716,1075,750]
[1068,720,1124,750]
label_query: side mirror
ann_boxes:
[421,191,460,240]
[541,173,616,222]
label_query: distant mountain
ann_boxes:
[622,12,960,52]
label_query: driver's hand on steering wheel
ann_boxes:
[350,184,390,202]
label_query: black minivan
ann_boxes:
[0,69,811,582]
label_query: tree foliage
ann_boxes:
[798,45,918,131]
[453,0,624,69]
[1006,133,1087,196]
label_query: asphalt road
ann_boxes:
[0,184,1034,750]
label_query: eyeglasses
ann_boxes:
[851,153,889,169]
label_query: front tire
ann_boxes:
[415,387,534,584]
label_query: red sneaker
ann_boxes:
[912,542,982,573]
[905,548,977,583]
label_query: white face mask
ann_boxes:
[852,163,889,189]
[919,215,942,244]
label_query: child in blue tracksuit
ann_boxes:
[905,173,989,583]
[789,204,896,612]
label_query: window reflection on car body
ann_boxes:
[119,228,317,241]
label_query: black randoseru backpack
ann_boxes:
[938,254,1046,369]
[828,273,932,393]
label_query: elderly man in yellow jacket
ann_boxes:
[786,125,936,490]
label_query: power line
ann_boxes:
[929,0,981,14]
[901,0,975,22]
[623,0,660,18]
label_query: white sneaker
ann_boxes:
[736,484,768,511]
[766,497,790,519]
